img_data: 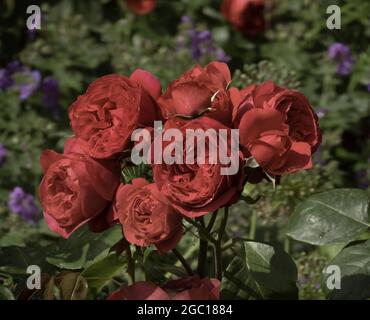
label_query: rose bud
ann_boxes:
[233,81,321,176]
[221,0,265,37]
[68,70,162,159]
[158,62,233,126]
[39,138,120,238]
[113,178,183,253]
[125,0,157,15]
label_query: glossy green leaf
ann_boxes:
[286,189,369,245]
[323,239,370,299]
[82,253,126,295]
[57,272,89,300]
[46,225,123,270]
[221,241,298,300]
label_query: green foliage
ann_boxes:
[221,241,298,300]
[286,189,370,245]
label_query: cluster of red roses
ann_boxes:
[39,61,320,299]
[125,0,267,38]
[39,61,320,240]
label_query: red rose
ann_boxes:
[152,117,243,218]
[158,62,233,126]
[125,0,157,15]
[113,178,183,253]
[107,282,169,300]
[69,70,162,159]
[234,81,321,175]
[221,0,265,37]
[107,277,220,300]
[164,276,220,300]
[39,138,120,238]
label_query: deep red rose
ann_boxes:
[68,70,162,159]
[233,81,321,175]
[107,282,169,300]
[125,0,157,15]
[107,277,220,300]
[152,116,243,218]
[158,62,233,126]
[113,178,183,253]
[164,276,220,300]
[221,0,265,37]
[39,138,120,238]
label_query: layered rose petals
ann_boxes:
[68,71,162,159]
[113,178,183,253]
[39,138,120,238]
[158,62,233,125]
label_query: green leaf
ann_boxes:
[221,241,298,300]
[286,189,369,245]
[323,240,370,300]
[144,249,185,284]
[0,285,15,300]
[46,225,123,270]
[82,253,126,295]
[57,272,89,300]
[0,246,50,275]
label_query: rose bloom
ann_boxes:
[233,81,321,176]
[107,276,220,300]
[39,138,120,238]
[69,69,162,159]
[221,0,265,37]
[125,0,157,15]
[158,62,233,126]
[113,178,183,253]
[152,116,243,218]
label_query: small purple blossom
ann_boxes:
[0,60,41,100]
[316,107,328,119]
[42,76,60,118]
[367,83,370,92]
[178,16,230,63]
[328,43,354,76]
[8,187,40,223]
[0,144,7,166]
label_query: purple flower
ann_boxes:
[367,83,370,92]
[316,107,328,119]
[0,143,7,166]
[178,16,230,63]
[16,70,42,100]
[328,43,354,76]
[0,60,41,100]
[8,187,40,223]
[42,76,60,118]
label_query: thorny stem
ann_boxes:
[197,216,208,277]
[125,244,135,285]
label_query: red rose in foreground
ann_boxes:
[69,70,162,159]
[113,178,183,253]
[221,0,265,37]
[152,117,243,218]
[125,0,157,15]
[158,62,233,125]
[107,277,220,300]
[39,138,120,238]
[234,81,321,175]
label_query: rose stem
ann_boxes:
[172,248,194,276]
[125,244,135,284]
[184,217,217,244]
[197,211,218,277]
[214,206,229,280]
[197,216,208,277]
[249,210,257,240]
